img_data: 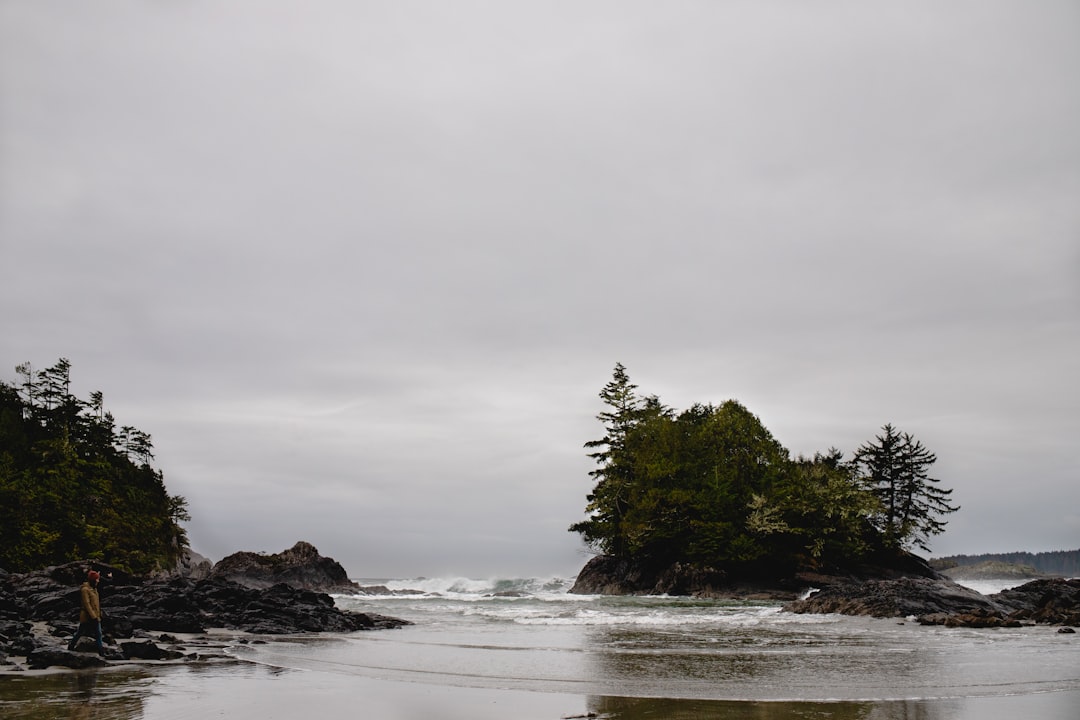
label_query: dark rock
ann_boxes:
[6,634,38,656]
[785,577,1002,618]
[7,562,133,624]
[991,578,1080,626]
[209,541,361,594]
[0,571,20,622]
[152,548,212,581]
[26,647,107,670]
[0,620,33,645]
[570,556,733,596]
[71,636,98,653]
[569,551,943,599]
[101,576,207,634]
[785,576,1080,627]
[120,640,183,661]
[0,550,409,654]
[916,610,1021,628]
[47,623,74,638]
[104,615,135,639]
[1058,627,1076,634]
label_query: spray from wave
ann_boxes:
[350,575,574,599]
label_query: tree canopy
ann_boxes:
[570,364,959,573]
[0,359,189,574]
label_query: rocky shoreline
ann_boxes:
[0,542,409,672]
[785,576,1080,629]
[570,554,1080,630]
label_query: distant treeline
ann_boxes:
[931,550,1080,576]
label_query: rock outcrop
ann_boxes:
[0,550,408,671]
[568,551,941,600]
[174,548,213,581]
[990,578,1080,626]
[785,576,1080,628]
[783,576,1001,618]
[208,541,360,593]
[569,553,1079,628]
[569,556,765,598]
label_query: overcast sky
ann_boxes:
[2,1,1077,579]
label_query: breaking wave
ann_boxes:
[351,575,574,599]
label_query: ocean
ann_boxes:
[2,575,1077,719]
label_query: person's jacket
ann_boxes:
[79,581,101,623]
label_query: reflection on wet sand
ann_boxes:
[0,669,149,720]
[589,695,879,720]
[588,692,1080,720]
[581,623,912,700]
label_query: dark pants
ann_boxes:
[68,620,104,654]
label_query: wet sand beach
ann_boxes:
[2,662,1079,720]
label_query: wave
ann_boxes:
[338,577,849,630]
[952,578,1033,596]
[350,575,574,598]
[465,604,840,627]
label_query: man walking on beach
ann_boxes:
[68,569,104,655]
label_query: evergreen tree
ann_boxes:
[570,363,646,556]
[853,424,958,552]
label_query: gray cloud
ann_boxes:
[3,0,1078,576]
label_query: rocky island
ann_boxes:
[565,366,1080,631]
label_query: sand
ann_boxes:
[2,661,1079,720]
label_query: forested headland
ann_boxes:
[570,364,960,581]
[0,359,189,575]
[932,550,1080,577]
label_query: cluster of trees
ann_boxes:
[0,359,189,574]
[570,364,959,573]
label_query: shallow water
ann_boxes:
[2,576,1077,719]
[317,576,1079,701]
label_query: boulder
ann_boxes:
[26,647,107,670]
[120,640,184,661]
[209,541,361,594]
